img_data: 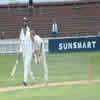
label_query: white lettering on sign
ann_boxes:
[92,41,96,48]
[58,41,96,50]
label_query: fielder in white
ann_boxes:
[19,17,35,86]
[31,30,48,86]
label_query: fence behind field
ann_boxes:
[1,36,100,55]
[0,39,48,55]
[48,36,100,53]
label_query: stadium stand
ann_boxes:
[0,0,100,38]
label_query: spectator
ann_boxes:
[1,32,5,39]
[52,20,58,34]
[28,0,33,8]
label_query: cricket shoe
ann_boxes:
[23,81,28,87]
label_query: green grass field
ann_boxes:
[0,52,100,99]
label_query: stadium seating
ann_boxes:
[0,2,100,39]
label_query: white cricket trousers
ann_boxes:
[24,55,35,83]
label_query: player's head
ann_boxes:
[22,17,29,27]
[31,30,36,36]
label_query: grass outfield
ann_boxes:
[0,83,100,100]
[0,52,100,99]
